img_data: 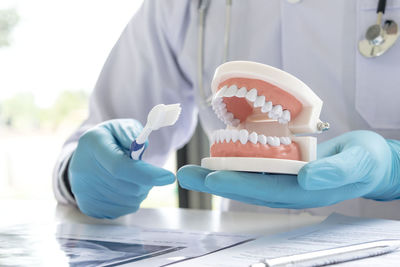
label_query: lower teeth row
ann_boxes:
[212,129,291,146]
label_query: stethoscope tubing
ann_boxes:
[197,0,231,107]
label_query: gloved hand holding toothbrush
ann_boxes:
[68,104,181,219]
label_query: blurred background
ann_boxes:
[0,0,180,208]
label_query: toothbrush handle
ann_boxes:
[130,140,146,160]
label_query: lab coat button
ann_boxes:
[287,0,302,3]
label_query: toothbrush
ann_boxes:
[130,103,182,160]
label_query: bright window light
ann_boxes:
[0,0,178,208]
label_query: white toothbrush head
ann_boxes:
[147,103,182,131]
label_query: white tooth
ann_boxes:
[282,110,291,122]
[274,136,281,146]
[211,132,216,144]
[269,105,283,119]
[220,130,226,143]
[214,131,220,143]
[231,130,239,142]
[216,85,228,98]
[272,136,281,146]
[278,118,288,124]
[212,100,219,111]
[217,102,226,110]
[261,101,272,113]
[258,134,267,145]
[254,95,265,108]
[267,136,280,146]
[245,88,257,102]
[239,129,249,144]
[231,119,240,127]
[272,105,283,117]
[216,107,226,119]
[236,87,247,98]
[224,130,230,143]
[268,111,277,119]
[280,137,291,145]
[216,109,226,119]
[224,112,234,121]
[219,130,225,143]
[267,136,274,146]
[225,130,232,143]
[228,130,235,143]
[224,85,238,97]
[212,96,222,105]
[220,107,227,116]
[217,101,224,108]
[249,132,258,144]
[215,130,221,143]
[218,130,225,143]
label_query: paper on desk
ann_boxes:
[171,213,400,266]
[56,223,255,267]
[0,222,254,267]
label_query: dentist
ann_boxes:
[54,0,400,219]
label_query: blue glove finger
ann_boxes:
[316,134,342,159]
[206,171,301,203]
[177,165,212,192]
[298,146,373,190]
[178,165,371,208]
[82,127,175,186]
[299,131,391,191]
[204,170,371,208]
[80,188,148,212]
[76,194,143,219]
[177,165,278,206]
[100,119,144,152]
[71,168,151,197]
[317,130,388,158]
[99,175,152,196]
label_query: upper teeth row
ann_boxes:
[212,129,292,146]
[212,85,292,125]
[212,97,240,126]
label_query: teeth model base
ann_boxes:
[201,157,306,175]
[201,61,325,175]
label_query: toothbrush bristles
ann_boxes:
[163,106,182,126]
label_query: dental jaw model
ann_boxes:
[201,61,327,174]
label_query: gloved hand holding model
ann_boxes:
[68,119,176,219]
[178,131,400,208]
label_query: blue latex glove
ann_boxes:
[177,131,400,209]
[68,119,175,219]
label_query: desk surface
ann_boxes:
[2,199,324,236]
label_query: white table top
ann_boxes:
[0,199,328,266]
[2,199,324,236]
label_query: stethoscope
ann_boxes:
[197,0,399,106]
[359,0,399,57]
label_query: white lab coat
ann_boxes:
[53,0,400,219]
